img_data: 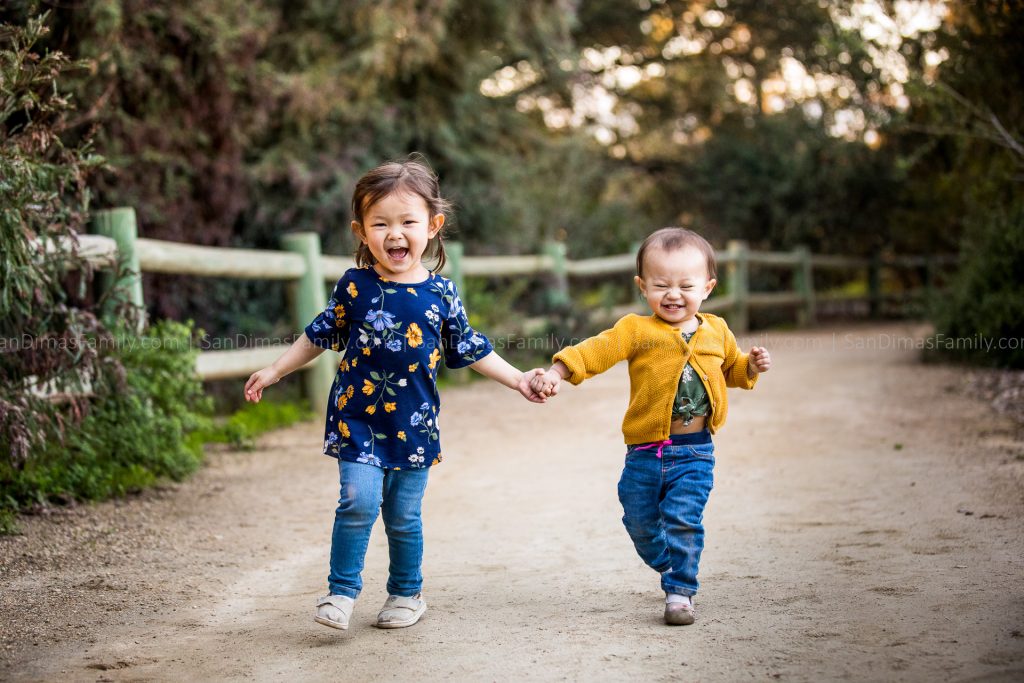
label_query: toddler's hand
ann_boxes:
[747,346,771,376]
[529,369,561,398]
[244,366,282,403]
[517,368,550,404]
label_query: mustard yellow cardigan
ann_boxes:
[552,312,757,444]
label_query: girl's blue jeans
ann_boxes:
[617,431,715,597]
[328,459,430,599]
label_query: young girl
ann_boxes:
[244,157,545,631]
[531,227,771,625]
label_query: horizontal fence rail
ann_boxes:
[76,207,954,411]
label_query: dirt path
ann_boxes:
[2,322,1023,682]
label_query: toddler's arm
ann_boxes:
[244,333,325,402]
[469,352,548,403]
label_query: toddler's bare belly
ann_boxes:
[670,415,707,434]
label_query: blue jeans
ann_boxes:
[617,431,715,597]
[328,459,430,598]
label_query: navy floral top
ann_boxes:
[304,266,493,470]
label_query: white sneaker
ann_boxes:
[314,594,355,630]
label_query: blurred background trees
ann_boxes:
[1,0,1021,348]
[3,0,1022,525]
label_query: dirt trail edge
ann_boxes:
[2,322,1023,682]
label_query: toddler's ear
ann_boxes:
[428,213,445,238]
[703,278,718,299]
[351,220,367,244]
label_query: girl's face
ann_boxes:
[352,190,444,283]
[634,245,716,329]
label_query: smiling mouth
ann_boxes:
[663,303,684,311]
[387,247,409,261]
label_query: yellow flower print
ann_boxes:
[405,322,423,348]
[362,346,371,356]
[408,363,419,372]
[336,394,348,410]
[347,282,358,298]
[352,358,358,367]
[339,359,350,372]
[346,385,354,398]
[365,405,376,415]
[428,347,441,370]
[384,402,397,413]
[334,304,345,323]
[362,379,375,396]
[338,420,350,438]
[407,287,416,295]
[397,431,406,441]
[431,457,441,465]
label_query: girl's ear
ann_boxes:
[702,278,718,300]
[634,275,646,295]
[351,220,367,244]
[428,213,445,239]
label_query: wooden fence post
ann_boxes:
[282,232,336,414]
[442,241,467,384]
[91,207,145,331]
[922,256,935,302]
[793,245,816,327]
[726,240,749,333]
[446,241,465,296]
[868,253,882,318]
[542,240,570,309]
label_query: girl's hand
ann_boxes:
[747,346,771,376]
[244,366,282,402]
[517,368,550,404]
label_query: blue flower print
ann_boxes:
[356,452,382,467]
[411,412,423,427]
[365,309,396,331]
[386,338,403,352]
[457,340,470,354]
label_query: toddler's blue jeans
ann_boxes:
[328,459,430,599]
[617,431,715,597]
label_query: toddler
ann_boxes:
[532,227,770,625]
[245,156,545,630]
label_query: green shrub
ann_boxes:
[929,202,1024,368]
[0,320,212,524]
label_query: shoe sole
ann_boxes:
[664,611,695,626]
[314,615,349,630]
[375,604,426,629]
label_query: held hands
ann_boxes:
[244,366,282,403]
[746,346,771,377]
[516,368,551,403]
[529,368,562,400]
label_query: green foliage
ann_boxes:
[0,320,212,522]
[196,398,314,450]
[929,203,1024,368]
[0,10,108,469]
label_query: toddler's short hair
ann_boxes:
[635,227,717,280]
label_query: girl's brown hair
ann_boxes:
[635,227,717,280]
[351,154,452,272]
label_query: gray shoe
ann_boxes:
[314,594,355,630]
[664,597,695,626]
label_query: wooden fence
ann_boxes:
[78,207,953,410]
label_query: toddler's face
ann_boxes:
[352,190,443,282]
[634,246,716,328]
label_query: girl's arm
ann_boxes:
[244,333,325,402]
[469,351,548,403]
